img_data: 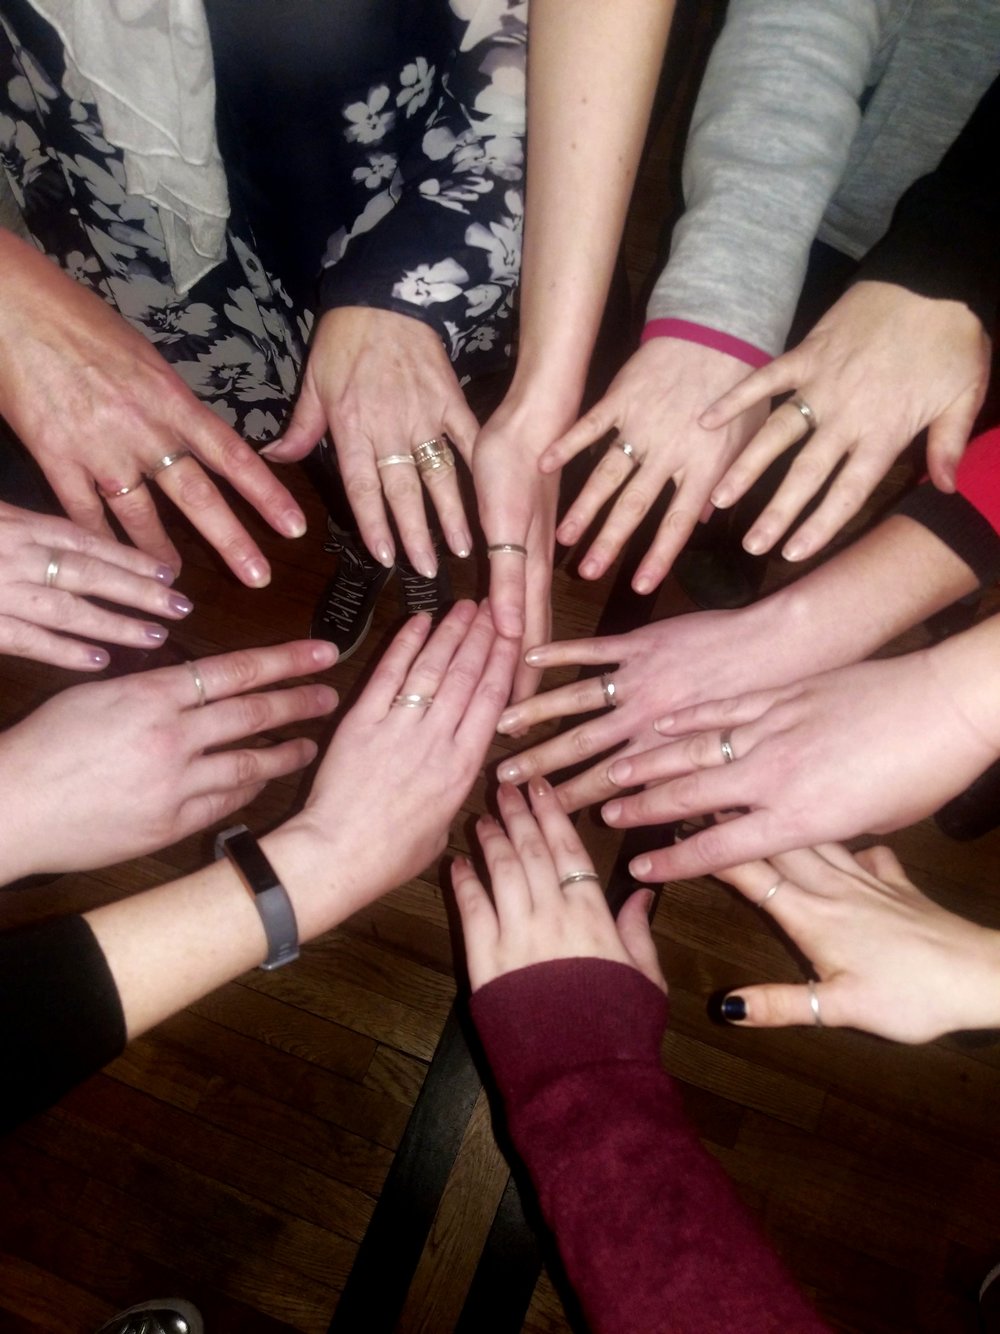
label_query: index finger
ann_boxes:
[700,357,795,429]
[166,639,339,708]
[151,454,272,587]
[183,403,307,540]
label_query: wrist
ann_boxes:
[641,319,771,370]
[259,819,356,944]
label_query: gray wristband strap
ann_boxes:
[214,824,299,971]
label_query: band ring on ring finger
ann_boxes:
[719,730,736,764]
[44,551,62,588]
[392,692,434,709]
[145,450,192,481]
[98,476,148,499]
[413,436,456,476]
[789,395,817,432]
[558,869,602,888]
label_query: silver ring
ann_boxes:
[600,672,618,709]
[558,870,601,888]
[376,453,417,470]
[790,395,817,430]
[486,543,528,558]
[720,730,735,764]
[185,660,207,708]
[612,439,637,462]
[44,552,62,588]
[413,437,455,474]
[808,979,823,1028]
[392,692,434,709]
[758,879,782,907]
[97,476,147,499]
[145,450,191,480]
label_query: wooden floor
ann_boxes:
[3,9,1000,1330]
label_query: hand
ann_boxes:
[452,777,664,993]
[0,231,306,586]
[473,395,564,701]
[0,498,198,669]
[539,339,767,592]
[274,600,519,930]
[263,306,479,575]
[714,843,1000,1042]
[0,639,339,879]
[701,282,992,562]
[600,650,999,882]
[492,601,796,811]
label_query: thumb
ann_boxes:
[718,981,828,1029]
[261,376,328,462]
[616,889,667,993]
[926,402,975,493]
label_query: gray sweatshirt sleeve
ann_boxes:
[646,0,888,356]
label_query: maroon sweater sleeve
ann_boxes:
[471,958,829,1334]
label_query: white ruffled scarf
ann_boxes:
[29,0,228,293]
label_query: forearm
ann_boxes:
[649,0,882,354]
[473,960,827,1333]
[740,514,980,683]
[510,0,673,414]
[83,823,352,1041]
[928,613,1000,757]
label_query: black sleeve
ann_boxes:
[894,485,1000,587]
[855,73,1000,330]
[0,915,126,1134]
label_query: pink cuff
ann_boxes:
[641,318,771,369]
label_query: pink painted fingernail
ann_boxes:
[144,624,168,643]
[630,856,653,877]
[498,760,522,782]
[529,776,550,798]
[90,648,109,667]
[154,564,175,584]
[603,800,622,823]
[168,593,193,616]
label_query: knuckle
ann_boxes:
[238,694,273,732]
[344,473,382,503]
[217,649,262,694]
[234,748,263,786]
[571,728,597,760]
[476,680,510,710]
[617,488,650,521]
[173,469,219,514]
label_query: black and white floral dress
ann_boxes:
[0,0,526,444]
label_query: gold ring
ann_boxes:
[146,450,192,480]
[98,477,147,499]
[413,437,455,474]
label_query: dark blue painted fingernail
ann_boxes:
[721,995,747,1022]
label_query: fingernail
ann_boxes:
[653,715,673,733]
[453,531,471,558]
[503,612,524,638]
[524,648,545,666]
[782,539,804,562]
[630,855,652,877]
[558,521,579,545]
[603,800,622,823]
[310,641,339,665]
[246,558,270,587]
[529,775,551,798]
[144,624,168,643]
[721,995,747,1022]
[608,760,631,786]
[498,760,522,782]
[640,888,656,914]
[743,533,766,556]
[259,441,281,458]
[497,708,520,733]
[281,510,306,538]
[376,541,394,568]
[711,488,732,509]
[580,558,600,580]
[417,553,438,579]
[89,648,109,667]
[633,574,653,595]
[168,593,193,616]
[154,564,175,584]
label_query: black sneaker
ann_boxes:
[311,530,394,659]
[95,1299,203,1334]
[396,551,453,625]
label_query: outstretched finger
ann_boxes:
[528,775,600,906]
[717,981,834,1029]
[653,684,789,738]
[355,611,436,718]
[700,357,797,430]
[0,613,110,671]
[555,441,640,554]
[615,888,666,993]
[451,854,501,991]
[454,610,520,745]
[777,448,885,562]
[497,674,613,738]
[476,810,533,924]
[539,396,618,474]
[194,682,339,750]
[628,808,793,882]
[168,640,339,710]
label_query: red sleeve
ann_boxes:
[956,426,1000,533]
[471,958,829,1334]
